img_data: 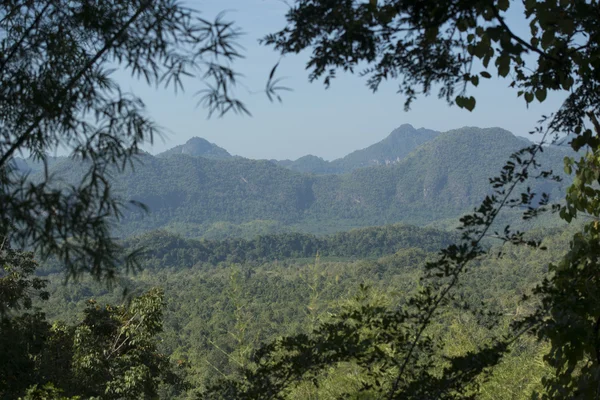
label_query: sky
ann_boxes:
[121,0,565,161]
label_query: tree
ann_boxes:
[263,0,597,121]
[202,0,600,398]
[0,1,284,281]
[0,244,182,399]
[0,245,51,398]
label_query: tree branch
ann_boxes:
[490,4,561,63]
[387,127,553,399]
[0,1,54,73]
[0,1,153,168]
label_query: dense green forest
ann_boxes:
[9,121,575,398]
[32,222,576,398]
[120,224,456,270]
[3,125,578,399]
[3,0,600,398]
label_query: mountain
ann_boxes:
[160,125,440,175]
[275,124,440,174]
[303,127,570,227]
[40,126,571,238]
[279,154,337,174]
[156,137,232,159]
[330,124,440,172]
[11,156,67,174]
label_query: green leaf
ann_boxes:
[524,0,536,10]
[541,30,554,49]
[497,0,510,11]
[530,37,539,48]
[497,54,510,77]
[564,160,573,175]
[535,88,547,102]
[480,71,492,79]
[524,92,534,103]
[464,96,476,111]
[561,76,575,91]
[483,53,492,68]
[455,95,477,110]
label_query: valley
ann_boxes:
[2,3,597,398]
[20,124,577,399]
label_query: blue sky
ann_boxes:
[123,0,565,161]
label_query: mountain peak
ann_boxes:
[386,124,439,142]
[276,154,334,174]
[390,123,416,133]
[157,137,231,159]
[321,125,440,172]
[186,136,210,145]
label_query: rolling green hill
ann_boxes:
[118,223,456,270]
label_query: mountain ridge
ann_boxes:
[272,124,441,174]
[156,124,442,174]
[28,125,570,238]
[156,136,232,160]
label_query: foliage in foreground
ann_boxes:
[0,247,182,399]
[0,0,285,282]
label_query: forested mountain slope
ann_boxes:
[330,123,440,172]
[156,137,233,160]
[275,123,440,174]
[30,126,571,238]
[299,127,569,227]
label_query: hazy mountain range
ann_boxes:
[146,124,444,174]
[156,137,233,160]
[16,125,572,238]
[272,124,441,174]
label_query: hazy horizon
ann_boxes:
[114,0,564,161]
[149,123,536,162]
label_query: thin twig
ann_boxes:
[0,1,153,168]
[490,4,560,63]
[387,127,553,399]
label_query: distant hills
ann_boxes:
[24,125,571,238]
[332,124,441,171]
[158,124,441,174]
[157,137,232,160]
[11,155,65,174]
[274,124,440,174]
